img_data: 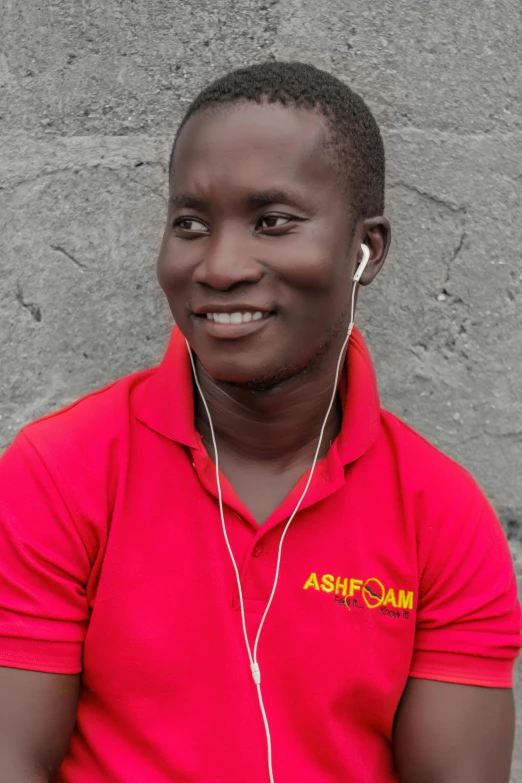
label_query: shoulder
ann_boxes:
[3,367,159,511]
[377,412,516,600]
[21,367,155,456]
[377,409,498,563]
[379,408,482,506]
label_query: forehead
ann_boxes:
[171,102,341,200]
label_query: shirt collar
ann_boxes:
[136,325,381,465]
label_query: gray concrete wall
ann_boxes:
[1,0,521,775]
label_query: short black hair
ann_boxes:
[170,61,385,220]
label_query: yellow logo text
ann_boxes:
[303,572,414,610]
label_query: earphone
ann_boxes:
[353,242,370,283]
[187,243,370,783]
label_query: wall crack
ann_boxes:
[15,284,42,322]
[440,230,466,298]
[50,244,86,270]
[391,181,467,215]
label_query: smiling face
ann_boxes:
[158,101,369,388]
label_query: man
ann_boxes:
[0,62,520,783]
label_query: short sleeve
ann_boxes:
[410,472,522,688]
[0,431,92,673]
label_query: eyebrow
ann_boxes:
[169,189,306,212]
[246,190,305,211]
[169,193,209,210]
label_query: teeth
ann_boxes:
[205,311,267,324]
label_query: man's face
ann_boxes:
[158,102,360,387]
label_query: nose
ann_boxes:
[193,228,263,291]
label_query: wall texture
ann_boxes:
[1,0,521,774]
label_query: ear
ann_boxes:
[354,216,391,286]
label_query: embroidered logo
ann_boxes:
[303,572,414,619]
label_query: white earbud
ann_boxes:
[353,244,370,283]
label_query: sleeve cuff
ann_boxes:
[0,636,82,674]
[409,649,516,688]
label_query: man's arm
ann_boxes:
[393,677,515,783]
[0,667,79,782]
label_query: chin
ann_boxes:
[197,357,271,389]
[198,352,310,393]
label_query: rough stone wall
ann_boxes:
[1,0,521,774]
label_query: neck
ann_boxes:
[193,355,345,468]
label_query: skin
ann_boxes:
[394,679,515,782]
[0,667,79,782]
[158,102,389,521]
[0,100,515,782]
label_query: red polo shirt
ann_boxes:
[0,326,520,783]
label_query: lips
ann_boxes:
[205,311,268,324]
[193,302,273,315]
[192,307,274,339]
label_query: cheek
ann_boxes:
[278,234,352,340]
[276,231,350,300]
[156,233,194,298]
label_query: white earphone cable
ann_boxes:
[188,273,360,783]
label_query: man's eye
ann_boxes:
[258,214,292,230]
[173,217,208,233]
